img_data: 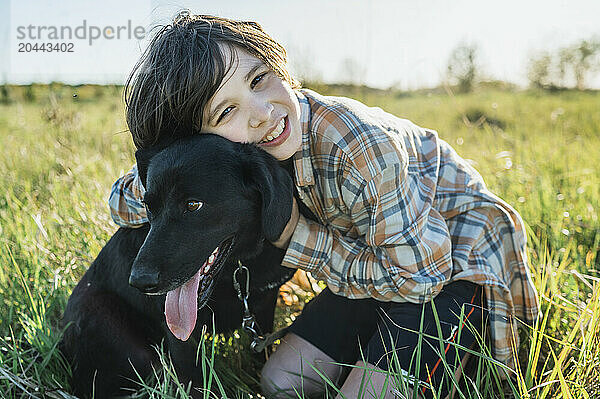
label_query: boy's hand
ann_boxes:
[271,197,300,249]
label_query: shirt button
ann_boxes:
[305,176,312,183]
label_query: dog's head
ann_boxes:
[129,134,294,341]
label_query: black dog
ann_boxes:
[60,134,298,398]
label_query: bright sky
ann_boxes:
[2,0,599,89]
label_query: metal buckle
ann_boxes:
[233,261,266,352]
[233,261,250,302]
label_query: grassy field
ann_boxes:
[0,83,598,398]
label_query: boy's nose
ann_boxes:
[249,100,274,128]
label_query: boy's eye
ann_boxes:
[217,106,234,124]
[251,72,268,89]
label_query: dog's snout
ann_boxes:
[129,269,160,293]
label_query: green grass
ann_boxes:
[0,83,598,398]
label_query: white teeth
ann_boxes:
[260,118,286,143]
[199,247,219,275]
[275,118,285,133]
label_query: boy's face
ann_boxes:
[201,46,302,161]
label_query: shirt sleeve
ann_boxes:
[282,156,454,304]
[108,164,149,227]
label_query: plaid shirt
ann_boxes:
[109,89,539,372]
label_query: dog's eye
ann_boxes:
[186,200,203,212]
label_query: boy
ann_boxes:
[110,13,539,398]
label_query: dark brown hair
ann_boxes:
[124,12,299,149]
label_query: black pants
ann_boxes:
[288,280,487,398]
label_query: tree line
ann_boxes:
[447,37,600,93]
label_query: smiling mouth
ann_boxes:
[259,116,288,145]
[164,236,235,341]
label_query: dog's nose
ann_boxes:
[129,270,159,293]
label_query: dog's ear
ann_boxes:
[134,147,162,189]
[134,135,181,188]
[242,147,295,243]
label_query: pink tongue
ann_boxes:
[165,268,202,341]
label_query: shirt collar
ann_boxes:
[291,89,316,187]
